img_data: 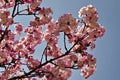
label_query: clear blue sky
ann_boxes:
[18,0,120,80]
[40,0,120,80]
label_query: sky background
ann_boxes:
[40,0,120,80]
[16,0,120,80]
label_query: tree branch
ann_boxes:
[12,0,18,17]
[8,32,88,80]
[64,32,68,51]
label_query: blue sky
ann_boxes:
[40,0,120,80]
[16,0,120,80]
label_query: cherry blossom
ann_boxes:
[0,0,105,79]
[14,23,23,35]
[58,14,78,34]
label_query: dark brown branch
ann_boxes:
[68,33,87,53]
[0,27,8,43]
[50,60,79,70]
[12,0,18,17]
[64,32,68,51]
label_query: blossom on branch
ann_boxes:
[0,0,105,80]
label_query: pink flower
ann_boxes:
[44,44,62,58]
[58,14,78,34]
[81,65,96,79]
[7,30,15,41]
[0,9,13,26]
[56,55,74,68]
[59,69,72,79]
[25,0,34,3]
[39,16,52,25]
[30,19,40,27]
[44,33,58,46]
[25,56,40,70]
[78,4,98,23]
[30,0,42,11]
[39,8,53,16]
[15,23,23,35]
[45,21,58,34]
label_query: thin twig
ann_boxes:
[40,44,48,63]
[50,60,79,70]
[64,32,68,51]
[68,33,87,53]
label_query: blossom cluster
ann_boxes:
[0,0,105,80]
